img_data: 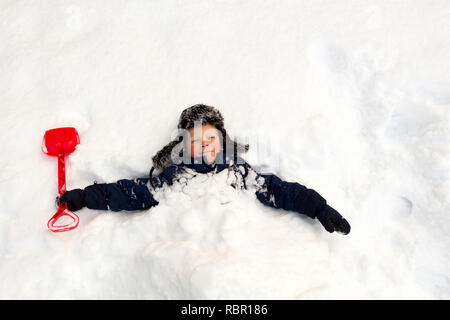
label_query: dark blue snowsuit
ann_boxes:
[81,151,327,220]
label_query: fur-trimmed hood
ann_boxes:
[151,104,249,174]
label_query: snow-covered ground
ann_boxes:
[0,0,449,299]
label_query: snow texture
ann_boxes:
[0,0,449,299]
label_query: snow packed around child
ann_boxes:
[0,0,448,299]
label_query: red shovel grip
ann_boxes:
[47,203,80,232]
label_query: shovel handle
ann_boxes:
[58,154,67,195]
[47,203,79,232]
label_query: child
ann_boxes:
[60,104,351,235]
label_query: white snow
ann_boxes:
[0,0,449,299]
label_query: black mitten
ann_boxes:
[316,204,351,235]
[59,189,86,212]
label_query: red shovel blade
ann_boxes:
[42,127,80,156]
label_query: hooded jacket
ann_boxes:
[82,149,328,220]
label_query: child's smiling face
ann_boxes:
[187,123,222,163]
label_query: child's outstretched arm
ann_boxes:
[59,178,159,212]
[242,161,351,235]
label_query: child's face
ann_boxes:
[187,124,222,163]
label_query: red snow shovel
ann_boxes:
[42,127,80,232]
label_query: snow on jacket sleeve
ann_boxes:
[84,178,159,212]
[82,165,186,212]
[239,160,327,219]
